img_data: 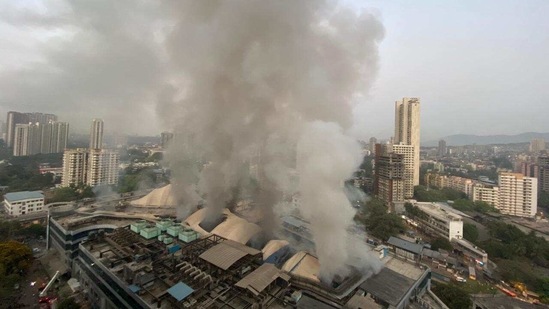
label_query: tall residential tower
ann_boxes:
[394,98,421,186]
[89,119,104,149]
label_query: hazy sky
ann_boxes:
[0,0,548,142]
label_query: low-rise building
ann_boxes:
[472,184,499,208]
[3,191,45,217]
[414,202,464,241]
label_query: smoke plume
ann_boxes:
[159,1,384,281]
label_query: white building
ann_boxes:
[61,148,119,187]
[62,148,89,187]
[498,172,537,217]
[390,144,415,199]
[415,202,464,241]
[472,184,499,207]
[394,97,420,186]
[13,121,69,157]
[4,191,45,217]
[87,149,120,187]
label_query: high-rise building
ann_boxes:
[389,143,415,199]
[51,122,70,153]
[61,148,119,187]
[7,111,65,154]
[394,97,420,186]
[6,111,27,147]
[13,124,30,157]
[537,156,549,193]
[438,139,447,157]
[86,149,120,187]
[62,148,89,187]
[369,137,377,154]
[89,119,104,149]
[498,172,537,217]
[374,144,405,206]
[161,132,174,149]
[529,138,546,153]
[12,121,69,157]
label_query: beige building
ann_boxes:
[497,172,537,217]
[394,97,420,186]
[374,144,405,206]
[529,138,546,153]
[390,144,415,199]
[472,184,499,208]
[87,149,120,187]
[62,148,119,187]
[62,148,89,187]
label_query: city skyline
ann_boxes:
[0,1,548,140]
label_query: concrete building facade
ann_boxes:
[390,144,415,199]
[497,172,537,217]
[6,111,58,148]
[89,119,104,149]
[3,191,45,217]
[414,202,464,241]
[13,121,68,157]
[87,149,120,187]
[62,148,119,187]
[472,184,499,208]
[394,97,420,186]
[437,140,446,157]
[374,144,405,206]
[62,149,89,187]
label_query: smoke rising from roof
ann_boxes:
[159,1,384,281]
[1,0,384,282]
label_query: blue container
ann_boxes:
[168,244,181,254]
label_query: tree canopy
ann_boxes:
[360,198,404,241]
[432,283,472,309]
[430,237,453,251]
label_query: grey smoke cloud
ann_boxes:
[0,0,384,281]
[158,1,384,280]
[0,0,163,134]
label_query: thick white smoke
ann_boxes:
[158,1,384,281]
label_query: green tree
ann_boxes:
[0,241,32,276]
[361,198,405,241]
[463,223,479,243]
[432,283,472,309]
[430,237,453,251]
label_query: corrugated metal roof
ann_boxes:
[4,191,44,202]
[387,237,423,255]
[199,243,248,270]
[235,264,288,296]
[167,281,194,302]
[223,239,261,255]
[359,267,415,307]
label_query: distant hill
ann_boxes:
[423,132,549,147]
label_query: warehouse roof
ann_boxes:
[359,267,416,307]
[199,242,250,270]
[235,263,290,295]
[387,236,423,255]
[4,191,44,202]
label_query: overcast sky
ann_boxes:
[0,0,548,142]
